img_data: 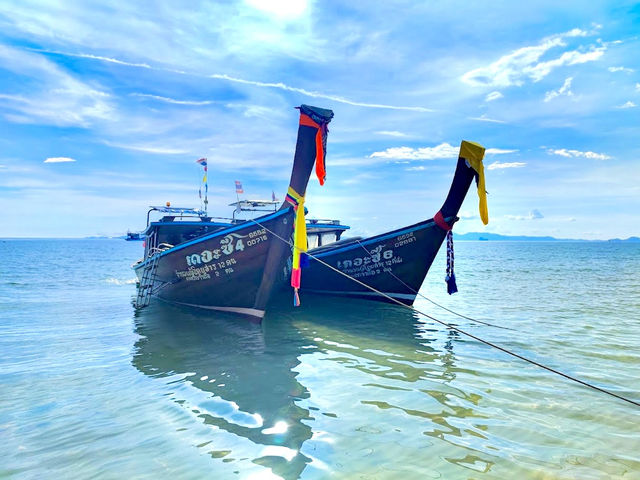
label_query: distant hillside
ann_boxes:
[453,233,640,242]
[608,236,640,243]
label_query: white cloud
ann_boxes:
[487,161,526,170]
[616,101,636,109]
[486,148,519,154]
[461,28,604,88]
[506,209,544,221]
[608,66,634,73]
[636,83,640,92]
[544,77,573,102]
[370,142,460,160]
[405,166,426,171]
[485,91,503,102]
[375,131,408,137]
[547,148,611,160]
[530,209,544,219]
[370,143,515,161]
[44,157,76,163]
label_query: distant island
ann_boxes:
[454,233,640,242]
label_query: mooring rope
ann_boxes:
[250,218,640,408]
[354,239,515,331]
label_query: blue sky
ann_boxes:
[0,1,638,239]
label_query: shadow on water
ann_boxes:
[132,295,492,478]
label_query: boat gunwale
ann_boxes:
[134,208,292,270]
[311,215,457,259]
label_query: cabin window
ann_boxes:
[321,232,337,246]
[307,234,319,249]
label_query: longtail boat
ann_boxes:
[298,140,488,305]
[132,105,334,322]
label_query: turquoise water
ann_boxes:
[1,239,639,479]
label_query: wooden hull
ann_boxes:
[301,216,456,305]
[134,209,294,321]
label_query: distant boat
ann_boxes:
[132,105,334,322]
[298,141,488,305]
[125,231,143,241]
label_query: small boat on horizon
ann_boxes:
[125,230,143,241]
[132,104,334,322]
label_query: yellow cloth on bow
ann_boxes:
[460,140,488,225]
[287,186,307,272]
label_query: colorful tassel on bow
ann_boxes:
[445,230,458,295]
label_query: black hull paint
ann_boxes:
[302,217,454,305]
[299,144,486,306]
[135,209,293,320]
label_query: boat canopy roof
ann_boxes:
[149,206,206,216]
[228,200,279,209]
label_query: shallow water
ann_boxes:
[1,239,639,479]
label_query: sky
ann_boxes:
[0,1,639,239]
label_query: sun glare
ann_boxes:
[245,0,308,19]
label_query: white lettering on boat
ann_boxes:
[178,228,269,281]
[394,232,416,248]
[336,244,404,278]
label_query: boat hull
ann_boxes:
[134,209,294,321]
[301,217,455,305]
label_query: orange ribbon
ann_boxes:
[299,113,326,185]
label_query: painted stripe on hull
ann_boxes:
[136,208,290,269]
[312,216,455,258]
[304,289,417,301]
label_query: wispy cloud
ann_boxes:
[544,77,573,102]
[636,83,640,92]
[44,157,76,163]
[608,66,634,73]
[35,48,436,113]
[131,93,215,106]
[209,73,435,112]
[487,161,526,170]
[547,148,611,160]
[469,114,506,124]
[461,28,604,88]
[375,131,408,137]
[102,141,189,155]
[616,101,636,109]
[405,165,426,171]
[485,91,503,102]
[0,45,113,127]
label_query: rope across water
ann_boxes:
[354,239,515,331]
[251,218,640,409]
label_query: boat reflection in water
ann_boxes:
[132,297,493,478]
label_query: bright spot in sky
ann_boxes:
[262,420,288,434]
[245,0,308,19]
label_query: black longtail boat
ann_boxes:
[132,105,334,322]
[298,140,488,305]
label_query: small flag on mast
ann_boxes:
[235,180,243,194]
[196,158,207,166]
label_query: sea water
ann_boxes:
[1,239,639,479]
